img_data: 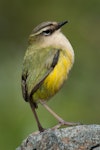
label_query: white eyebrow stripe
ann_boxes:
[30,26,53,36]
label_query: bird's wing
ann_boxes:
[21,46,60,102]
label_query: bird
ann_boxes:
[21,20,77,132]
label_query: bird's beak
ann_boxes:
[56,20,68,30]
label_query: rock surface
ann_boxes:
[16,125,100,150]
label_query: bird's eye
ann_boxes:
[42,29,52,36]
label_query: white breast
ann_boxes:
[41,30,74,63]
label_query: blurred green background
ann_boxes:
[0,0,100,149]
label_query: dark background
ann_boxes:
[0,0,100,149]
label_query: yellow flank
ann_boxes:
[33,50,72,102]
[44,52,70,93]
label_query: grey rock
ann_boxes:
[16,125,100,150]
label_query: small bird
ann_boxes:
[21,21,76,132]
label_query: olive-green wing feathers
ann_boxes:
[21,46,60,102]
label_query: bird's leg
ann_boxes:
[39,100,80,129]
[29,100,44,132]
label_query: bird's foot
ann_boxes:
[52,120,82,130]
